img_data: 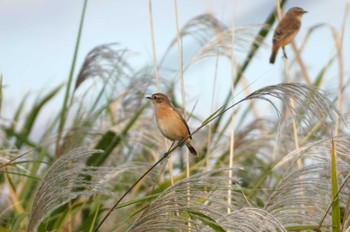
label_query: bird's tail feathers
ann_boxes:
[269,46,279,64]
[186,142,198,156]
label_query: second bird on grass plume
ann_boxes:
[147,93,198,156]
[270,7,307,64]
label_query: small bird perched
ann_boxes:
[269,7,307,64]
[147,93,198,156]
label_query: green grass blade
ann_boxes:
[55,0,88,156]
[89,201,101,232]
[18,149,50,209]
[331,139,341,232]
[201,106,224,126]
[313,56,335,88]
[8,212,29,231]
[88,102,148,166]
[8,93,28,133]
[189,211,226,232]
[116,193,159,208]
[248,165,273,200]
[286,224,331,231]
[2,127,47,152]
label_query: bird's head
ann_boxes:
[146,93,171,106]
[287,7,307,18]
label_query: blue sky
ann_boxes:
[1,0,349,122]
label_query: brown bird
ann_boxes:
[270,7,307,64]
[147,93,198,156]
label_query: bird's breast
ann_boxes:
[155,106,189,141]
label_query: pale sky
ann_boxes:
[1,0,349,125]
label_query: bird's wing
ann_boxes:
[174,108,192,140]
[273,18,301,42]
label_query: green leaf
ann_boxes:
[9,212,29,231]
[286,224,331,231]
[4,92,28,140]
[15,84,63,148]
[189,211,226,232]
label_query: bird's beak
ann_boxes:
[146,96,151,100]
[303,10,308,13]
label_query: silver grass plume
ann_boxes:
[275,136,350,170]
[195,83,341,157]
[73,43,133,92]
[27,148,158,232]
[163,14,227,60]
[130,168,286,232]
[265,162,350,230]
[190,26,265,64]
[160,14,226,68]
[229,119,276,160]
[212,208,286,232]
[244,83,341,127]
[161,13,262,67]
[28,148,102,232]
[265,136,350,231]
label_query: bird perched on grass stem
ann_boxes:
[147,93,198,156]
[270,7,307,64]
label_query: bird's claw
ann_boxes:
[282,47,288,59]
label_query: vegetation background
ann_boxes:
[0,0,350,231]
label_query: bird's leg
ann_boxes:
[163,141,176,159]
[168,141,176,151]
[282,47,288,59]
[177,140,184,147]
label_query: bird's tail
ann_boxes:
[269,45,279,64]
[186,141,198,156]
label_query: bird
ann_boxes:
[269,7,307,64]
[147,93,198,156]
